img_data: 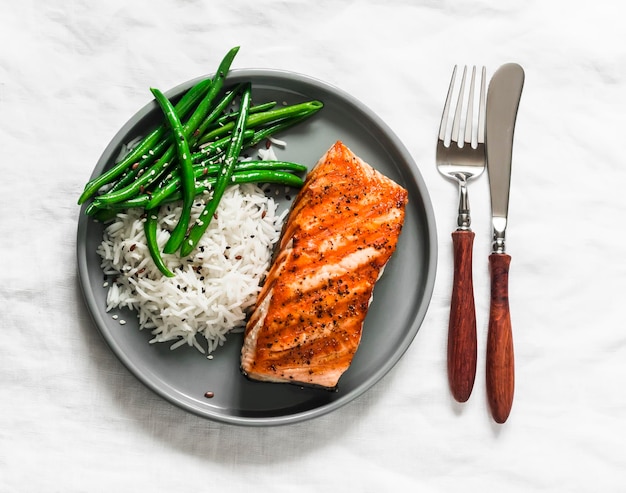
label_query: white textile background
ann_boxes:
[1,1,625,491]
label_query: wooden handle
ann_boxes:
[486,253,514,423]
[447,230,478,403]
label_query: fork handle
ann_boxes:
[486,253,514,423]
[447,230,478,403]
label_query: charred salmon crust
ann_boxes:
[241,141,408,389]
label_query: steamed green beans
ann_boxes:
[93,47,242,206]
[89,96,320,206]
[197,100,324,145]
[79,46,324,273]
[86,160,307,214]
[144,209,174,278]
[150,87,196,255]
[179,83,253,257]
[77,77,212,205]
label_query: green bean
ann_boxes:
[248,101,278,114]
[86,160,306,215]
[94,46,241,206]
[86,195,150,214]
[119,80,240,191]
[226,160,307,174]
[89,97,317,207]
[114,86,237,192]
[194,83,243,137]
[180,83,253,257]
[183,46,241,139]
[144,209,174,278]
[150,87,196,255]
[197,100,323,145]
[78,46,326,274]
[104,86,238,196]
[85,201,109,216]
[94,145,175,205]
[107,136,171,193]
[89,167,304,217]
[153,170,304,208]
[150,159,306,208]
[190,110,317,171]
[192,130,253,164]
[92,139,179,206]
[96,70,241,201]
[246,114,313,149]
[228,169,305,187]
[209,100,277,129]
[77,77,212,205]
[89,208,119,222]
[88,126,309,212]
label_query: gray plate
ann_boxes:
[76,69,437,426]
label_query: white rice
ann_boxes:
[97,183,286,355]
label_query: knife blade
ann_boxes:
[485,62,525,424]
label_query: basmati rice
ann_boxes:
[97,183,286,355]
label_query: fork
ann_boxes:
[436,65,486,403]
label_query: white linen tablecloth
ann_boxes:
[2,1,625,491]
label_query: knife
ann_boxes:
[485,63,525,424]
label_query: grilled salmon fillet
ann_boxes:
[241,141,408,389]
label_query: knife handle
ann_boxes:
[447,230,478,403]
[486,253,514,423]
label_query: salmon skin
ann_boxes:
[241,141,408,389]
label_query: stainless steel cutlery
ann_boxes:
[437,63,524,422]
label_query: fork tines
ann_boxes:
[438,65,486,150]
